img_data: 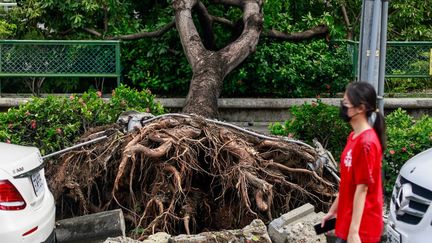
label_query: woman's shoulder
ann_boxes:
[358,129,381,149]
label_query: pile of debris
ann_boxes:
[46,113,338,240]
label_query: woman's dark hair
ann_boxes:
[345,82,386,150]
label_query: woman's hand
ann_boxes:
[321,194,338,227]
[321,211,336,227]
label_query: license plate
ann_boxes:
[31,171,45,197]
[386,224,401,243]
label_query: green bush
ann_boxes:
[269,100,351,160]
[0,19,17,38]
[385,77,432,94]
[223,40,352,98]
[384,108,432,193]
[0,85,165,155]
[270,105,432,194]
[122,37,192,97]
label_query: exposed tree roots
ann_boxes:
[45,114,338,239]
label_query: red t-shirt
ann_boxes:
[335,128,383,242]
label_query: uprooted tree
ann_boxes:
[46,114,338,238]
[11,0,339,237]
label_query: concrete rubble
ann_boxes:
[104,236,141,243]
[103,203,328,243]
[169,219,271,243]
[268,203,326,243]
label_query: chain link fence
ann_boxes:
[386,42,431,78]
[337,40,432,79]
[0,40,121,83]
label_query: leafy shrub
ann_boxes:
[0,19,16,38]
[385,77,432,94]
[269,100,351,160]
[223,40,352,98]
[122,34,192,97]
[0,85,165,155]
[270,105,432,194]
[384,108,432,193]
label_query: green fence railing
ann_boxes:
[0,40,121,85]
[338,40,432,79]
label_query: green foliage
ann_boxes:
[269,100,351,160]
[270,106,432,194]
[6,0,432,97]
[0,85,165,155]
[388,0,432,40]
[223,40,352,97]
[383,108,432,193]
[262,0,348,39]
[8,0,142,39]
[5,0,353,98]
[0,19,17,38]
[385,77,432,94]
[122,37,192,97]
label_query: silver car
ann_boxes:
[386,148,432,243]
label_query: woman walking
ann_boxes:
[321,82,386,243]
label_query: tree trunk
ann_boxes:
[182,58,224,118]
[174,0,263,118]
[174,0,327,118]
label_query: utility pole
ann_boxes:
[357,0,389,113]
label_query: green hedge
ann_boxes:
[384,108,432,192]
[0,85,165,155]
[223,40,352,98]
[269,102,432,194]
[269,100,351,160]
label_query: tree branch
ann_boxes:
[195,1,216,50]
[103,4,108,34]
[341,4,351,28]
[173,0,208,72]
[108,20,176,40]
[58,28,74,36]
[83,28,102,37]
[340,3,353,39]
[219,0,263,76]
[211,15,236,29]
[262,24,329,41]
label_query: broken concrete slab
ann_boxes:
[56,209,125,243]
[169,219,271,243]
[143,232,171,243]
[104,232,171,243]
[104,236,141,243]
[268,203,326,243]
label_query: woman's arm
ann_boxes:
[348,184,368,243]
[321,194,339,227]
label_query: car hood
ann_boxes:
[0,142,42,177]
[400,148,432,191]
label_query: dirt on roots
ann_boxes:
[45,114,338,239]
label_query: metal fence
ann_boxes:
[0,40,121,85]
[0,2,16,14]
[340,40,432,79]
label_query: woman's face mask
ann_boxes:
[339,100,353,122]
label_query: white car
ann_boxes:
[0,142,56,243]
[386,148,432,243]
